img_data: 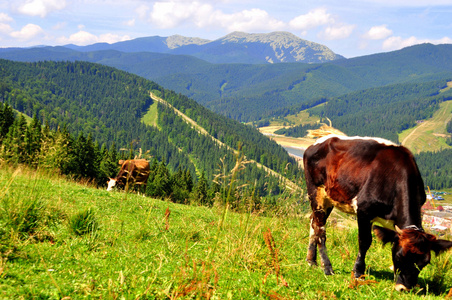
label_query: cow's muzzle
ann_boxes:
[394,284,410,292]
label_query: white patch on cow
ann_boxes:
[314,134,397,147]
[107,178,117,191]
[371,217,395,230]
[309,218,316,243]
[351,196,358,214]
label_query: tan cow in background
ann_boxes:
[107,159,150,193]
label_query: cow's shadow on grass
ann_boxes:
[369,268,451,296]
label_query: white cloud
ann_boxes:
[58,30,131,45]
[320,24,355,40]
[123,19,136,27]
[383,35,452,50]
[148,1,284,32]
[364,25,393,40]
[289,8,334,31]
[356,0,452,6]
[0,23,13,34]
[10,24,44,40]
[0,13,13,34]
[18,0,67,18]
[0,13,13,23]
[52,22,67,30]
[213,9,285,32]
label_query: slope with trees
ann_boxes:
[0,59,301,202]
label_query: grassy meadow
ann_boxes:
[1,164,452,299]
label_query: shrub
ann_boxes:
[68,208,98,236]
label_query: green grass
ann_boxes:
[1,164,452,299]
[141,101,160,129]
[399,101,452,153]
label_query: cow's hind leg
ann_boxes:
[353,214,372,278]
[307,187,334,275]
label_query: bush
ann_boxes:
[68,208,98,236]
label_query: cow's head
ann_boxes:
[107,178,117,191]
[373,225,452,291]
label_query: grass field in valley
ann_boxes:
[1,165,452,299]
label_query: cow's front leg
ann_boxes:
[353,215,372,278]
[307,207,334,275]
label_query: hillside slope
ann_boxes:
[2,166,451,299]
[0,59,301,196]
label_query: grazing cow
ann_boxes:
[303,134,452,291]
[107,159,150,192]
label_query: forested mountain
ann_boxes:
[0,59,301,199]
[2,43,452,122]
[313,79,452,142]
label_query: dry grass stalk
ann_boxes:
[446,287,452,298]
[263,228,288,287]
[164,207,171,231]
[348,272,377,289]
[170,260,218,300]
[306,124,346,139]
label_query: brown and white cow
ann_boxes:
[107,159,150,192]
[303,134,452,291]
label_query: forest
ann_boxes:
[0,59,301,203]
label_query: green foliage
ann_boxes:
[313,79,452,142]
[274,122,322,138]
[415,149,452,190]
[68,208,98,236]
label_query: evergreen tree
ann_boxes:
[25,114,42,166]
[0,103,14,142]
[191,171,210,205]
[1,115,27,164]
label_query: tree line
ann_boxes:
[0,102,224,205]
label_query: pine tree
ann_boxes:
[0,103,15,142]
[1,115,27,164]
[191,171,209,205]
[25,114,42,166]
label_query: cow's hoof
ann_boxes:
[306,259,317,267]
[324,267,334,275]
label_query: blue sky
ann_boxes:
[1,0,451,58]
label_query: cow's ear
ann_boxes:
[431,239,452,255]
[373,225,398,246]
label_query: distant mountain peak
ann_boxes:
[216,31,343,63]
[220,31,302,44]
[165,35,210,49]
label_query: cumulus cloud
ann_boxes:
[123,19,136,27]
[0,13,13,23]
[10,24,44,40]
[364,25,393,40]
[383,35,452,50]
[289,8,334,31]
[18,0,67,18]
[214,9,285,32]
[148,1,284,32]
[320,24,355,40]
[0,13,13,34]
[58,30,131,45]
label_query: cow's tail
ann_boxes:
[306,121,347,139]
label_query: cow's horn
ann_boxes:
[395,225,403,235]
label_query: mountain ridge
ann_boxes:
[62,31,343,64]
